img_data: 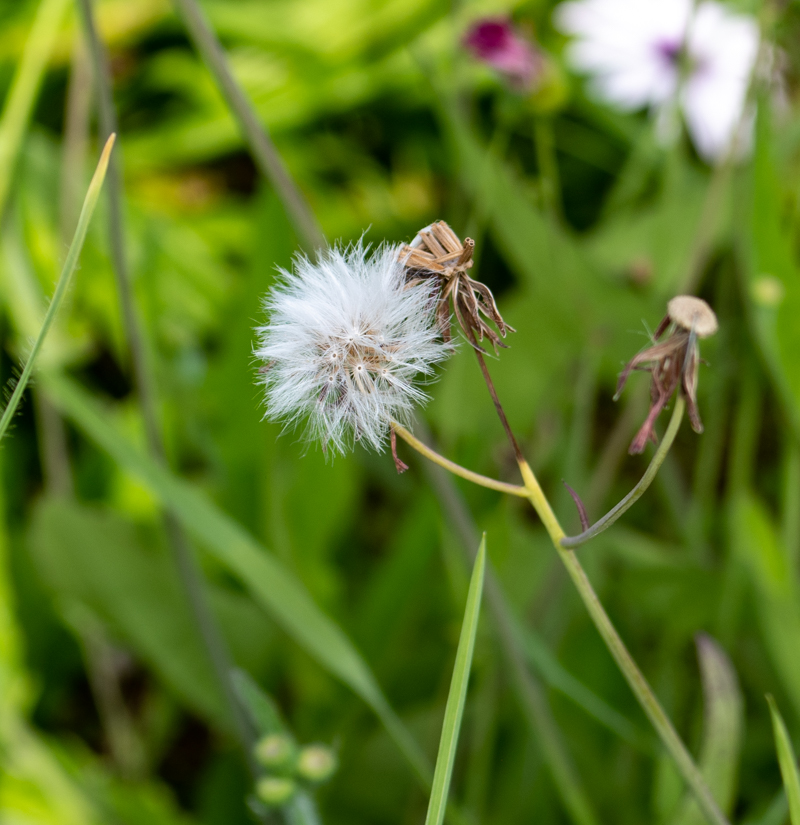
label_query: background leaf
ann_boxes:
[767,696,800,825]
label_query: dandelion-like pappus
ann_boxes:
[255,242,452,456]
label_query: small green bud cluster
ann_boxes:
[253,733,338,809]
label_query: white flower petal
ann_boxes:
[555,0,760,161]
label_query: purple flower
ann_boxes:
[464,19,542,91]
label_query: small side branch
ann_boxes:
[561,397,685,549]
[392,423,528,497]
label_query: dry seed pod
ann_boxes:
[398,221,514,352]
[616,296,718,454]
[666,296,718,337]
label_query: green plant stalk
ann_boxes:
[518,459,730,825]
[456,339,727,823]
[393,424,527,497]
[561,398,685,547]
[403,351,725,824]
[400,401,718,818]
[170,0,325,252]
[77,0,257,774]
[424,538,486,825]
[0,135,114,443]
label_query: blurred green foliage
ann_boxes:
[1,0,800,823]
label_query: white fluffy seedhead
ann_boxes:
[255,242,453,456]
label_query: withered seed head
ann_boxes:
[398,221,514,353]
[616,295,718,455]
[666,296,718,338]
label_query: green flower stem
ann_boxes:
[391,424,527,498]
[517,458,730,825]
[400,409,728,825]
[561,397,685,548]
[0,135,114,443]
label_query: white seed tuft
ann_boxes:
[255,242,453,455]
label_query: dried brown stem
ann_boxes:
[468,329,525,466]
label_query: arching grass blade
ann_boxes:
[424,536,486,825]
[0,134,114,443]
[767,695,800,825]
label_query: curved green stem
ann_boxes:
[561,397,685,548]
[392,424,528,497]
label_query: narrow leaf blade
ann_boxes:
[0,134,114,441]
[767,696,800,825]
[671,634,744,825]
[424,536,486,825]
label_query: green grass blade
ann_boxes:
[420,445,606,825]
[424,537,486,825]
[767,695,800,825]
[671,635,744,825]
[0,0,71,215]
[0,135,115,443]
[41,370,432,786]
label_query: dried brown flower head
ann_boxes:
[398,221,514,352]
[616,295,718,455]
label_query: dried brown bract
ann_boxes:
[616,295,718,455]
[398,221,514,352]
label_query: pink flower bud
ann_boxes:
[464,19,542,91]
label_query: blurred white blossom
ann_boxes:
[256,242,451,456]
[555,0,759,161]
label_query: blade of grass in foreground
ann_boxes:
[425,537,486,825]
[767,695,800,825]
[0,135,115,443]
